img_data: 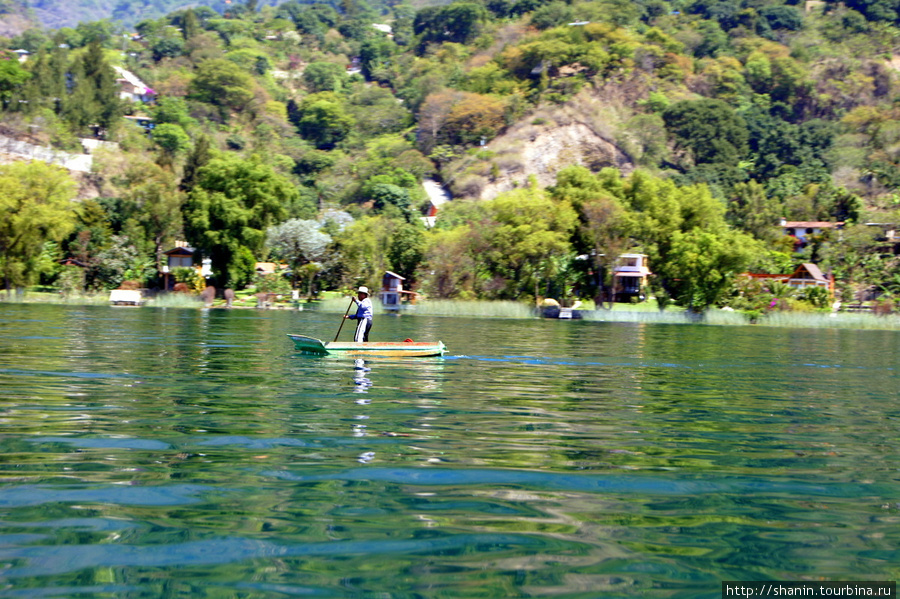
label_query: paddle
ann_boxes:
[333,297,355,342]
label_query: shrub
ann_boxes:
[255,273,292,295]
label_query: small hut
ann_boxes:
[381,271,405,311]
[161,246,195,290]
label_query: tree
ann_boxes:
[414,3,488,46]
[0,53,30,110]
[182,8,200,40]
[727,180,781,241]
[0,162,77,293]
[92,235,155,290]
[120,159,184,272]
[152,123,191,165]
[387,223,426,282]
[61,41,123,137]
[421,224,479,298]
[266,219,332,287]
[334,215,398,289]
[180,133,212,193]
[416,90,506,149]
[658,228,760,311]
[292,92,355,150]
[359,37,395,82]
[183,157,296,287]
[662,98,749,167]
[152,96,197,129]
[302,61,346,93]
[476,183,578,299]
[551,166,630,305]
[188,58,256,118]
[63,199,113,290]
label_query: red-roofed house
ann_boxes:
[744,263,834,296]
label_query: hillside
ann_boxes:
[2,0,900,312]
[0,0,38,36]
[4,0,425,31]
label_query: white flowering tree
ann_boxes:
[266,219,332,294]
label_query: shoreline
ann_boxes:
[3,294,900,331]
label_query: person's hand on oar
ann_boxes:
[333,296,355,342]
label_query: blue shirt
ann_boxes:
[351,297,373,321]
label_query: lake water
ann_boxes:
[1,303,898,598]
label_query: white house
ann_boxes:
[613,253,652,302]
[113,66,156,103]
[780,219,843,247]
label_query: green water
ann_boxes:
[1,303,898,598]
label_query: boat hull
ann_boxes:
[287,334,446,357]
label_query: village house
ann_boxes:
[744,263,834,296]
[161,246,195,290]
[380,271,420,310]
[780,218,843,250]
[612,253,652,302]
[113,66,156,103]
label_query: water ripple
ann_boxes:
[1,533,543,577]
[263,467,887,498]
[0,484,210,508]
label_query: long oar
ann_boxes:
[333,297,355,342]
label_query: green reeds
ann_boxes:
[408,300,536,319]
[756,311,900,330]
[145,294,204,308]
[312,298,536,319]
[0,291,108,305]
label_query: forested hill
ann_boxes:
[2,0,411,33]
[2,0,900,312]
[0,0,38,36]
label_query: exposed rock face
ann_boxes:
[476,121,634,200]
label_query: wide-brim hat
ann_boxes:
[357,286,369,295]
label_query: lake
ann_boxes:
[1,303,898,598]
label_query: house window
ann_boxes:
[170,256,192,268]
[620,276,640,293]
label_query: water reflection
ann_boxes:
[352,358,372,394]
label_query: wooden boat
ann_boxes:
[287,334,446,357]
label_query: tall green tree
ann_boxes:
[0,162,77,293]
[474,182,577,299]
[662,98,749,167]
[656,228,759,311]
[292,92,355,150]
[58,41,123,137]
[414,3,488,47]
[727,180,781,241]
[387,223,426,282]
[0,53,30,110]
[183,156,296,287]
[302,61,346,93]
[552,166,630,304]
[120,159,184,272]
[188,58,256,119]
[180,133,213,193]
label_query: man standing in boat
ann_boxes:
[345,286,373,342]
